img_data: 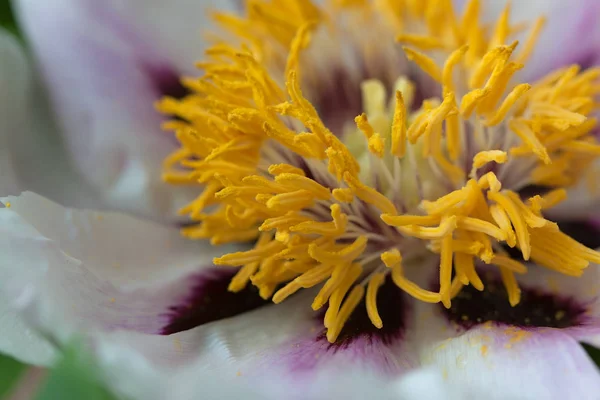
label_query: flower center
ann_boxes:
[159,0,600,342]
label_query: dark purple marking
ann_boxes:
[503,220,600,261]
[556,220,600,250]
[143,63,189,100]
[315,275,408,349]
[161,268,271,335]
[312,66,365,137]
[441,277,587,330]
[575,52,597,71]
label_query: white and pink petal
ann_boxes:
[12,0,245,221]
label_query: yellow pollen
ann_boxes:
[161,0,600,343]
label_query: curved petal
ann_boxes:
[424,327,600,400]
[0,192,240,363]
[476,0,600,80]
[0,22,102,210]
[11,0,239,221]
[92,298,452,400]
[0,191,427,397]
[408,259,600,399]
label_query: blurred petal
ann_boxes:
[0,20,101,209]
[12,0,239,221]
[0,308,57,366]
[0,29,29,196]
[476,0,600,79]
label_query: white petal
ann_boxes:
[392,367,467,400]
[0,192,237,363]
[421,326,600,400]
[92,298,449,400]
[0,307,57,366]
[12,0,243,221]
[510,263,600,347]
[0,22,102,210]
[407,260,600,399]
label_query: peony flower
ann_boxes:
[3,0,600,399]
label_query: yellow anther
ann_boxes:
[488,191,530,260]
[259,213,308,231]
[490,3,511,48]
[398,216,457,240]
[309,236,368,265]
[290,204,348,236]
[381,249,402,268]
[325,264,363,329]
[381,214,441,227]
[344,172,398,215]
[445,111,461,161]
[456,216,506,241]
[327,285,365,342]
[529,189,567,212]
[455,252,483,291]
[214,240,284,266]
[443,45,469,94]
[484,83,531,126]
[509,119,550,164]
[391,91,407,157]
[366,272,386,328]
[460,88,490,118]
[274,173,331,200]
[489,204,517,247]
[266,189,317,211]
[491,255,528,275]
[515,17,546,64]
[472,150,507,169]
[390,261,441,303]
[332,188,355,203]
[421,188,466,215]
[396,34,445,50]
[312,263,348,310]
[268,163,306,176]
[478,172,502,192]
[499,266,521,306]
[439,234,454,308]
[469,44,514,89]
[403,47,443,82]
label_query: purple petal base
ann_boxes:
[161,268,270,335]
[279,276,416,376]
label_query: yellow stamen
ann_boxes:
[403,47,443,82]
[162,0,600,343]
[366,272,386,328]
[472,150,507,169]
[391,91,407,157]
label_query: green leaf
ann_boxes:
[583,343,600,368]
[0,0,19,37]
[0,352,27,397]
[35,344,119,400]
